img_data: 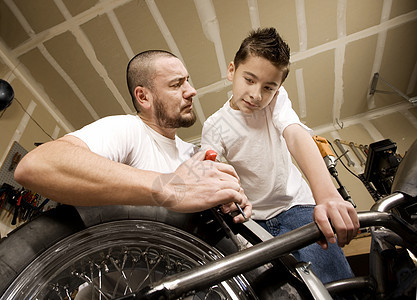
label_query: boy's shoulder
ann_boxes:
[204,101,230,124]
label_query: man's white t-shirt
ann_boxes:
[201,86,315,220]
[69,115,195,173]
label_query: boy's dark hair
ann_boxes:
[126,50,177,112]
[234,27,291,82]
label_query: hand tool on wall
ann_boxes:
[359,144,368,158]
[313,136,356,207]
[334,139,355,167]
[349,142,366,166]
[11,190,23,225]
[8,152,21,171]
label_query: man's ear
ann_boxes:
[227,62,235,81]
[134,86,152,110]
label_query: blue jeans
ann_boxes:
[256,205,354,284]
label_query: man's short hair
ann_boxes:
[126,50,177,112]
[234,27,291,82]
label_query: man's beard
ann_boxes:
[154,96,196,128]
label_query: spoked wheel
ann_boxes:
[1,219,253,299]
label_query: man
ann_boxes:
[14,50,251,223]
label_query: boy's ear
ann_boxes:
[273,89,280,99]
[134,86,152,110]
[227,62,235,81]
[273,84,282,99]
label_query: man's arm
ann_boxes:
[283,124,359,248]
[14,135,251,221]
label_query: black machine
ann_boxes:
[363,139,403,199]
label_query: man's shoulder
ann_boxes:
[101,114,140,122]
[74,114,145,137]
[71,115,143,135]
[96,114,143,128]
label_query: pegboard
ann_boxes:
[0,142,58,227]
[0,141,27,189]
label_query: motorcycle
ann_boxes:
[0,139,416,299]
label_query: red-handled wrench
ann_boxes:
[204,150,247,220]
[204,149,217,161]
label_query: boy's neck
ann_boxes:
[229,97,240,110]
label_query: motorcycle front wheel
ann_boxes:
[0,205,254,299]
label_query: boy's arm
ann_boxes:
[201,120,225,160]
[283,124,359,249]
[14,135,250,218]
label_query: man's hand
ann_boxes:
[313,197,359,249]
[152,151,252,223]
[219,187,251,223]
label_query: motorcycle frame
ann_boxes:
[115,190,416,300]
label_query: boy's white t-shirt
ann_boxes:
[201,86,315,220]
[69,114,195,173]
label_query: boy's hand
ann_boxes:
[283,125,359,249]
[313,198,359,249]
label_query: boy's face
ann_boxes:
[227,55,285,113]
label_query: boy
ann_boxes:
[201,27,359,283]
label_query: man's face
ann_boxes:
[227,55,285,114]
[150,56,197,128]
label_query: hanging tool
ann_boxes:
[9,152,22,171]
[313,136,356,207]
[204,150,247,220]
[11,190,23,225]
[349,142,366,166]
[359,144,368,157]
[334,139,355,167]
[0,190,6,210]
